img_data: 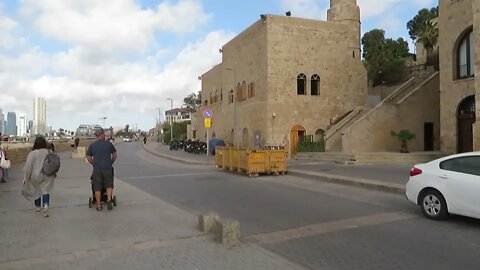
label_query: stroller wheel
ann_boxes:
[88,197,92,208]
[113,195,117,206]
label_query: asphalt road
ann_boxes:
[115,142,480,270]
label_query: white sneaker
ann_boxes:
[35,207,41,213]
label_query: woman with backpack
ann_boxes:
[22,136,58,217]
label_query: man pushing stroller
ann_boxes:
[86,128,117,211]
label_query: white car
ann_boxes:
[123,137,132,142]
[406,152,480,220]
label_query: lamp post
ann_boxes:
[166,98,173,142]
[156,107,161,142]
[225,67,236,146]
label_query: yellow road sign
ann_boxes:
[204,118,211,128]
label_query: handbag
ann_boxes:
[0,156,11,169]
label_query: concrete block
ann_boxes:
[198,212,219,233]
[72,147,86,159]
[216,219,241,246]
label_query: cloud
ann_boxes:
[19,0,212,54]
[279,0,327,20]
[0,28,235,129]
[0,7,20,49]
[357,0,402,18]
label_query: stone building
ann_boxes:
[196,0,367,155]
[438,0,479,153]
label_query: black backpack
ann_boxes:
[41,150,60,176]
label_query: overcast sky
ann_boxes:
[0,0,437,131]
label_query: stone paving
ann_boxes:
[0,151,307,270]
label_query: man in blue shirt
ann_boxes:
[86,128,117,211]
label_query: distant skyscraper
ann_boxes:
[33,97,47,135]
[0,109,4,134]
[18,113,27,136]
[6,112,17,136]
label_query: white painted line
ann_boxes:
[246,211,416,245]
[120,172,217,180]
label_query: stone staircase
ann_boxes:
[324,107,368,152]
[324,71,439,153]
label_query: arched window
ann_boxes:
[236,82,241,101]
[297,73,307,95]
[457,28,475,79]
[311,74,320,96]
[241,81,247,101]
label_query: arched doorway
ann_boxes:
[314,129,325,143]
[457,95,475,153]
[290,124,306,156]
[242,128,249,148]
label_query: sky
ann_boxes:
[0,0,437,132]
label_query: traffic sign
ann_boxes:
[204,118,211,128]
[202,107,213,118]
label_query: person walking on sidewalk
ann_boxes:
[0,141,8,183]
[22,136,57,217]
[86,128,117,211]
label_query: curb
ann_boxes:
[143,144,212,166]
[141,144,406,195]
[288,169,406,194]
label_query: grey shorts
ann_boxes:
[91,170,114,191]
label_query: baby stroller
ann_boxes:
[88,172,117,208]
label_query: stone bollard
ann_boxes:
[215,219,241,247]
[198,212,219,233]
[72,147,86,159]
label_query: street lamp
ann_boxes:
[156,107,161,142]
[225,67,237,146]
[166,98,173,142]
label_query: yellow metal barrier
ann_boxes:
[267,150,287,174]
[215,147,224,168]
[216,147,287,176]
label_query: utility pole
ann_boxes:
[166,98,173,142]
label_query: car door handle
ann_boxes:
[439,175,448,179]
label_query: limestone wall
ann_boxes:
[439,0,476,153]
[265,16,367,148]
[196,14,367,149]
[342,74,439,153]
[474,0,480,150]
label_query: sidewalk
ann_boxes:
[0,151,306,269]
[143,142,410,194]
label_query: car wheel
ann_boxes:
[420,189,448,220]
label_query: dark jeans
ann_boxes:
[35,194,50,207]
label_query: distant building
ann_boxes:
[165,107,192,123]
[0,109,4,134]
[76,124,102,137]
[33,97,47,135]
[6,112,17,136]
[17,113,27,136]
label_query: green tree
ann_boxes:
[183,91,202,111]
[417,20,439,57]
[362,29,410,85]
[391,130,416,153]
[125,124,129,133]
[407,7,438,42]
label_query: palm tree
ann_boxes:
[391,130,416,153]
[417,20,439,57]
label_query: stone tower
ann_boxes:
[327,0,361,60]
